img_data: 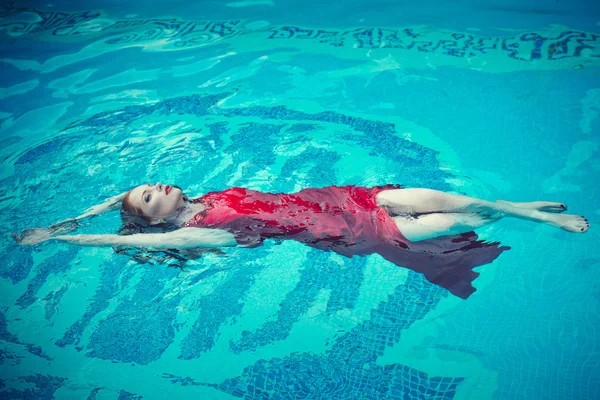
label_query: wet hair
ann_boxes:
[115,189,219,268]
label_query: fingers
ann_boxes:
[10,229,54,245]
[10,233,33,245]
[10,233,24,244]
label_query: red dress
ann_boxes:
[182,185,509,299]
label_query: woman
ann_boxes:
[12,183,589,298]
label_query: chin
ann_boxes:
[175,190,185,205]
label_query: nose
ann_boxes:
[155,182,163,192]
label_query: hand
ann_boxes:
[11,228,54,245]
[48,220,80,234]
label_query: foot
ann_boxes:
[544,213,590,233]
[497,200,567,213]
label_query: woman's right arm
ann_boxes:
[52,191,129,225]
[50,228,238,249]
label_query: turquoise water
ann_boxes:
[1,1,599,399]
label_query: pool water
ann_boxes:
[1,1,599,399]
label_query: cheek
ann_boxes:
[141,202,154,217]
[144,200,161,217]
[153,197,175,216]
[166,196,178,211]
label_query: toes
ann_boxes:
[579,216,590,232]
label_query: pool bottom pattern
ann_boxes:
[1,93,464,399]
[164,274,459,400]
[0,3,597,67]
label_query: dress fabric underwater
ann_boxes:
[182,185,510,298]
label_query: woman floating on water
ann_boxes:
[13,183,589,299]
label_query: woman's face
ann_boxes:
[128,182,184,218]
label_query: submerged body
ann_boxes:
[182,185,508,299]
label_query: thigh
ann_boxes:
[376,188,475,215]
[393,212,495,242]
[392,213,456,242]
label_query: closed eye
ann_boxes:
[145,194,151,203]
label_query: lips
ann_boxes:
[165,185,172,195]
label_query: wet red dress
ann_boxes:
[182,185,509,299]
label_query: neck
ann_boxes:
[165,200,205,226]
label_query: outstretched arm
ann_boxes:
[11,191,129,245]
[52,191,129,226]
[50,227,238,249]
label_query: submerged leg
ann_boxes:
[393,212,498,242]
[377,188,589,233]
[376,188,486,214]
